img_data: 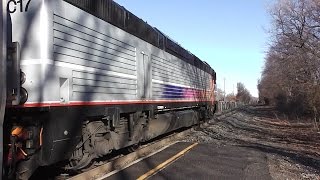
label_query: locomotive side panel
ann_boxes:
[7,0,215,107]
[52,8,138,102]
[52,0,212,105]
[151,54,212,102]
[52,0,156,104]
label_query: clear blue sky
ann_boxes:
[114,0,273,97]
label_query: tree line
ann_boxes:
[215,82,254,104]
[258,0,320,123]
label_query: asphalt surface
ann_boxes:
[104,142,271,180]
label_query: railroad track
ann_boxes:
[55,127,194,180]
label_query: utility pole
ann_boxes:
[233,84,235,96]
[223,77,226,101]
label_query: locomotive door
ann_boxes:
[0,0,7,176]
[138,52,151,99]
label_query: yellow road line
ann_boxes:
[137,143,198,180]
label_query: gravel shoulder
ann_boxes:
[181,105,320,180]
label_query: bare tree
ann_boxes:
[260,0,320,129]
[236,82,252,104]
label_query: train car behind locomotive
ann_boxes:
[1,0,216,179]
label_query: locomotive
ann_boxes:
[0,0,216,179]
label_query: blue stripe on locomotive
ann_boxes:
[162,84,193,98]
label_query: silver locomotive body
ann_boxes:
[10,0,213,106]
[2,0,216,179]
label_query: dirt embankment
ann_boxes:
[183,106,320,180]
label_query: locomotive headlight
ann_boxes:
[20,70,26,84]
[20,87,28,105]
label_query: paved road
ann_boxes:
[103,142,271,180]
